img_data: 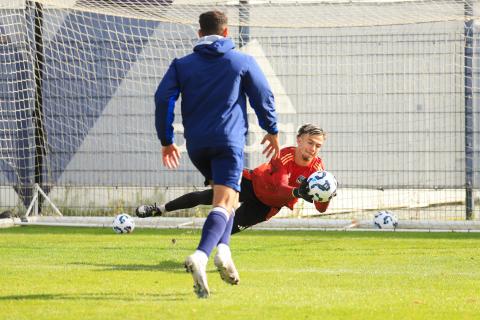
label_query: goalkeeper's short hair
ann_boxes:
[297,124,326,138]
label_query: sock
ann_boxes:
[158,204,166,213]
[217,210,234,246]
[197,207,229,257]
[217,243,231,258]
[192,250,208,266]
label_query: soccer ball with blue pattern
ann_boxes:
[373,211,398,229]
[113,213,135,234]
[306,170,338,202]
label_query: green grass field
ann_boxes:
[0,226,479,319]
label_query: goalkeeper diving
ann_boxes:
[137,124,335,232]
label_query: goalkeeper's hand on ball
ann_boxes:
[292,177,314,203]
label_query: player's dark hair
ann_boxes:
[297,124,326,138]
[199,11,228,35]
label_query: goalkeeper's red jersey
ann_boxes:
[244,147,329,214]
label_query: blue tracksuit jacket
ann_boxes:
[154,36,278,150]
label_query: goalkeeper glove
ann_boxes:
[292,178,314,203]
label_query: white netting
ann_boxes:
[0,0,478,224]
[23,0,479,28]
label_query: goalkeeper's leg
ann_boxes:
[136,189,213,218]
[166,189,213,211]
[231,201,272,234]
[230,178,273,234]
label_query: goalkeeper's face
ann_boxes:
[296,134,325,162]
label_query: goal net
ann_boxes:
[1,0,479,229]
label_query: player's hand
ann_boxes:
[261,133,280,159]
[162,144,180,169]
[292,178,313,203]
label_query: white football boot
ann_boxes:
[184,253,210,298]
[214,244,240,285]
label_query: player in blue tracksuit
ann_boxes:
[152,10,279,298]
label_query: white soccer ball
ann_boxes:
[306,170,338,202]
[112,213,135,234]
[373,210,398,229]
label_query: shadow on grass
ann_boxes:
[71,259,184,273]
[71,260,223,277]
[0,292,190,302]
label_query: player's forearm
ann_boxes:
[155,100,175,146]
[255,98,278,135]
[274,183,296,201]
[154,60,180,146]
[268,166,294,200]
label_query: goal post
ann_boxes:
[0,0,479,229]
